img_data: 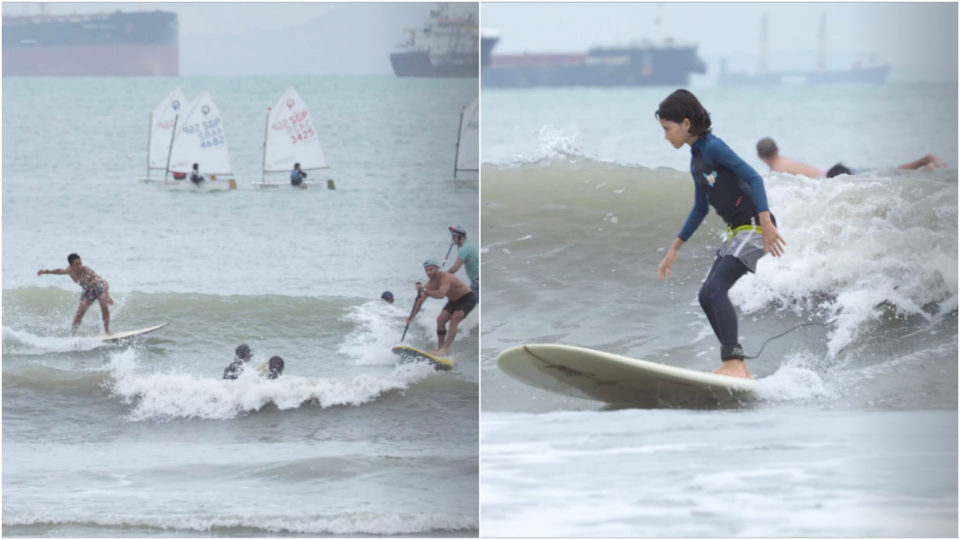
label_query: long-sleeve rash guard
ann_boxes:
[678,133,770,242]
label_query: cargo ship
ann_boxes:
[483,40,708,88]
[390,3,480,78]
[3,9,178,77]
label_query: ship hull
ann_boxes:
[718,65,890,86]
[390,50,478,78]
[483,46,707,88]
[3,44,178,76]
[3,10,178,77]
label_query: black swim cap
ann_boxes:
[235,344,252,360]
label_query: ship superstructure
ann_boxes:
[390,3,479,78]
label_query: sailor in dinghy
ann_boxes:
[255,87,329,190]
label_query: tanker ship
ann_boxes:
[3,9,178,77]
[390,3,480,78]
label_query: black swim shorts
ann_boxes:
[443,291,477,316]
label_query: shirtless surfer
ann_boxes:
[407,258,477,357]
[37,253,114,335]
[757,137,948,178]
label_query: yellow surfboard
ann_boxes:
[391,345,454,371]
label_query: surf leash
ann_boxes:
[744,319,838,360]
[400,290,422,342]
[440,242,456,269]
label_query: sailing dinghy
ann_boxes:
[137,88,186,184]
[254,87,329,190]
[163,91,237,191]
[448,98,478,188]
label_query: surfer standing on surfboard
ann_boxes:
[37,253,115,336]
[407,259,477,357]
[654,89,786,379]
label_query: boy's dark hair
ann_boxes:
[235,344,252,361]
[756,137,779,160]
[67,253,80,264]
[826,163,852,178]
[268,355,285,379]
[655,89,712,136]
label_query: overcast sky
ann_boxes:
[482,2,958,82]
[3,2,956,81]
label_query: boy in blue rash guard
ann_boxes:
[654,89,786,379]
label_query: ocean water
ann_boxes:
[2,75,479,536]
[480,82,958,536]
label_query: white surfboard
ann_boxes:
[497,343,756,408]
[94,323,168,342]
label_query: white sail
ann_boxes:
[454,98,479,177]
[168,91,233,176]
[263,87,327,173]
[148,88,187,169]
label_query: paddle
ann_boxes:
[400,289,423,342]
[440,242,456,268]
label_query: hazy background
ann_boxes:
[482,2,958,83]
[2,2,480,76]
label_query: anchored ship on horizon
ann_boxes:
[483,39,708,88]
[390,3,487,78]
[718,13,890,85]
[3,8,179,77]
[481,11,707,88]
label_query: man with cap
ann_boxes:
[407,258,477,357]
[381,291,394,304]
[223,344,253,380]
[446,226,479,298]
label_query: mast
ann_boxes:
[262,107,270,183]
[145,111,153,179]
[757,13,768,76]
[163,114,179,183]
[453,106,465,180]
[817,12,827,72]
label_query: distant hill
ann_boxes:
[180,3,433,76]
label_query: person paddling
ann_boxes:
[407,259,477,357]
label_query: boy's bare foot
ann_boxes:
[712,359,752,379]
[430,349,450,358]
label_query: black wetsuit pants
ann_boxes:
[698,254,749,360]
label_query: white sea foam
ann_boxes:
[732,173,958,357]
[2,325,105,354]
[107,348,437,421]
[1,508,477,536]
[753,354,830,402]
[337,298,477,369]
